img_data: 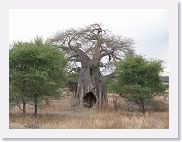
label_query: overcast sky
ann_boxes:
[9,9,169,73]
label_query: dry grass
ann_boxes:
[9,93,169,129]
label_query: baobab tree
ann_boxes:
[50,23,134,108]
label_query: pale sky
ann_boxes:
[9,9,169,74]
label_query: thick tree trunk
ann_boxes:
[74,64,107,108]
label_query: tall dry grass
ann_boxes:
[9,93,169,129]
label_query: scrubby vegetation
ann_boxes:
[9,24,169,129]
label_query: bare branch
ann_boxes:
[50,23,134,71]
[16,102,23,111]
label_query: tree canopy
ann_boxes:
[111,55,166,114]
[9,38,68,115]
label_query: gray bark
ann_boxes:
[74,63,107,108]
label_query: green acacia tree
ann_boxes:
[9,38,68,116]
[111,55,166,114]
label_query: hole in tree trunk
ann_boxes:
[90,68,93,75]
[83,92,96,108]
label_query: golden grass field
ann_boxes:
[9,93,169,129]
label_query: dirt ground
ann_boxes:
[9,93,169,129]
